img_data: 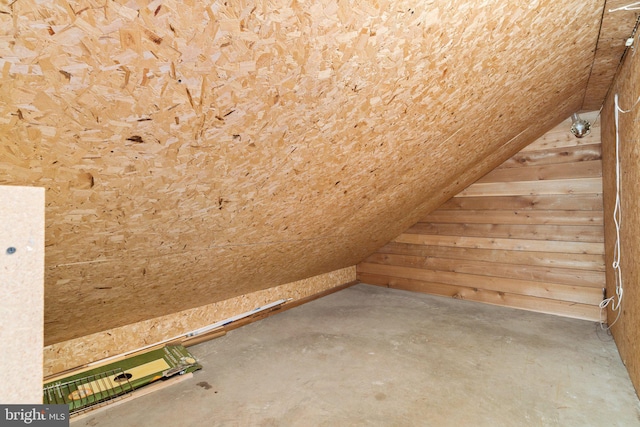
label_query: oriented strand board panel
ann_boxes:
[44,266,355,377]
[582,0,640,111]
[358,112,605,321]
[1,0,605,345]
[0,186,45,404]
[601,32,640,397]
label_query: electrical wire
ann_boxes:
[609,2,640,12]
[598,93,640,329]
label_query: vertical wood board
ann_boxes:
[601,28,640,397]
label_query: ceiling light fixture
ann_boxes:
[570,113,591,138]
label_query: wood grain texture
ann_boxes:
[378,242,606,272]
[582,0,640,111]
[455,178,603,197]
[601,28,640,397]
[0,186,45,404]
[499,144,602,168]
[521,113,602,151]
[477,159,602,183]
[43,266,355,377]
[360,255,604,290]
[362,254,605,288]
[393,233,604,254]
[440,194,604,211]
[406,223,604,243]
[358,114,606,321]
[420,210,603,226]
[0,0,606,344]
[358,274,602,321]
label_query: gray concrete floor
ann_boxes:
[73,284,640,426]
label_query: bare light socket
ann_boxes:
[570,113,591,138]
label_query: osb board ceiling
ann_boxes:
[0,0,607,345]
[582,1,640,111]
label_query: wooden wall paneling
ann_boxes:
[357,273,602,321]
[455,177,603,198]
[1,0,605,344]
[378,242,605,273]
[393,233,603,254]
[477,159,602,183]
[358,113,606,321]
[419,210,603,226]
[361,254,605,289]
[358,261,605,303]
[601,23,640,396]
[377,242,606,271]
[406,223,604,243]
[520,112,601,151]
[0,186,45,403]
[440,194,604,211]
[498,144,602,168]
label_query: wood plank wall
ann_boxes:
[601,34,640,396]
[358,112,605,321]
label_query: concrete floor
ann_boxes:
[73,284,640,426]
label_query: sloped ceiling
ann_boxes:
[0,0,633,345]
[583,0,639,110]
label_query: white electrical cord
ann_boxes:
[599,93,640,328]
[609,2,640,12]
